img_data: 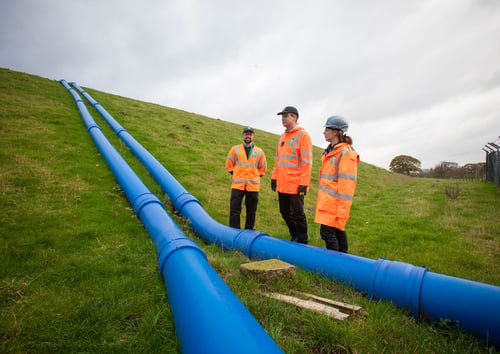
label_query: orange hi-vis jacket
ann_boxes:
[225,143,267,192]
[314,142,359,230]
[271,126,313,194]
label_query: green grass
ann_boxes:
[1,67,499,353]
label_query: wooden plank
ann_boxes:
[263,292,349,320]
[291,290,362,313]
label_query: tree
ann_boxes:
[430,161,458,178]
[389,155,422,175]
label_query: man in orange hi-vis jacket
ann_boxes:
[225,126,267,230]
[315,116,359,252]
[271,106,313,244]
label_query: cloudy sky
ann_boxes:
[2,0,500,169]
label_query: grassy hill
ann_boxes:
[1,67,499,353]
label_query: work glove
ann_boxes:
[271,179,277,192]
[298,185,307,196]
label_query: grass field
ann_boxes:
[1,68,499,353]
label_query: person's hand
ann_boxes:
[271,179,277,192]
[298,185,307,196]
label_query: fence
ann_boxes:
[483,137,500,187]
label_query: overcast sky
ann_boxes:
[2,0,500,169]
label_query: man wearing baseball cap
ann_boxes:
[271,106,313,244]
[225,126,267,230]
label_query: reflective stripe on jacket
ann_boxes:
[314,142,359,230]
[225,144,267,192]
[271,126,313,194]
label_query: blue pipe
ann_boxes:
[60,80,283,354]
[71,82,500,347]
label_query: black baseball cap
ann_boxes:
[277,106,299,118]
[242,126,254,133]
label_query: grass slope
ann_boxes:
[1,68,499,353]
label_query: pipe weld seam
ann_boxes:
[367,258,385,300]
[410,265,428,319]
[368,259,428,319]
[157,238,207,278]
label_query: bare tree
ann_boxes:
[427,162,486,180]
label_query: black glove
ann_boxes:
[271,179,277,192]
[298,185,307,196]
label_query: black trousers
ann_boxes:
[278,192,308,243]
[229,189,259,229]
[320,224,348,252]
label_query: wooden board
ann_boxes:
[262,292,350,320]
[290,290,362,313]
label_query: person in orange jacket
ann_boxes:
[315,116,359,252]
[225,126,267,229]
[271,106,313,244]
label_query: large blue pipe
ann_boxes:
[71,82,500,347]
[60,80,283,354]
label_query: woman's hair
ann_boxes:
[340,131,353,145]
[327,127,353,145]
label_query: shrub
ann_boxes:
[445,184,461,200]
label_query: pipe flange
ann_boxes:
[233,229,265,257]
[157,238,206,278]
[173,192,201,214]
[132,192,164,216]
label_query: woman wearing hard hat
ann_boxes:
[315,116,359,252]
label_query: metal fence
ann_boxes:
[483,137,500,187]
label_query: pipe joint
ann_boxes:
[85,123,101,133]
[116,128,129,136]
[173,192,201,214]
[157,237,206,277]
[368,259,427,318]
[233,229,265,257]
[132,192,164,216]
